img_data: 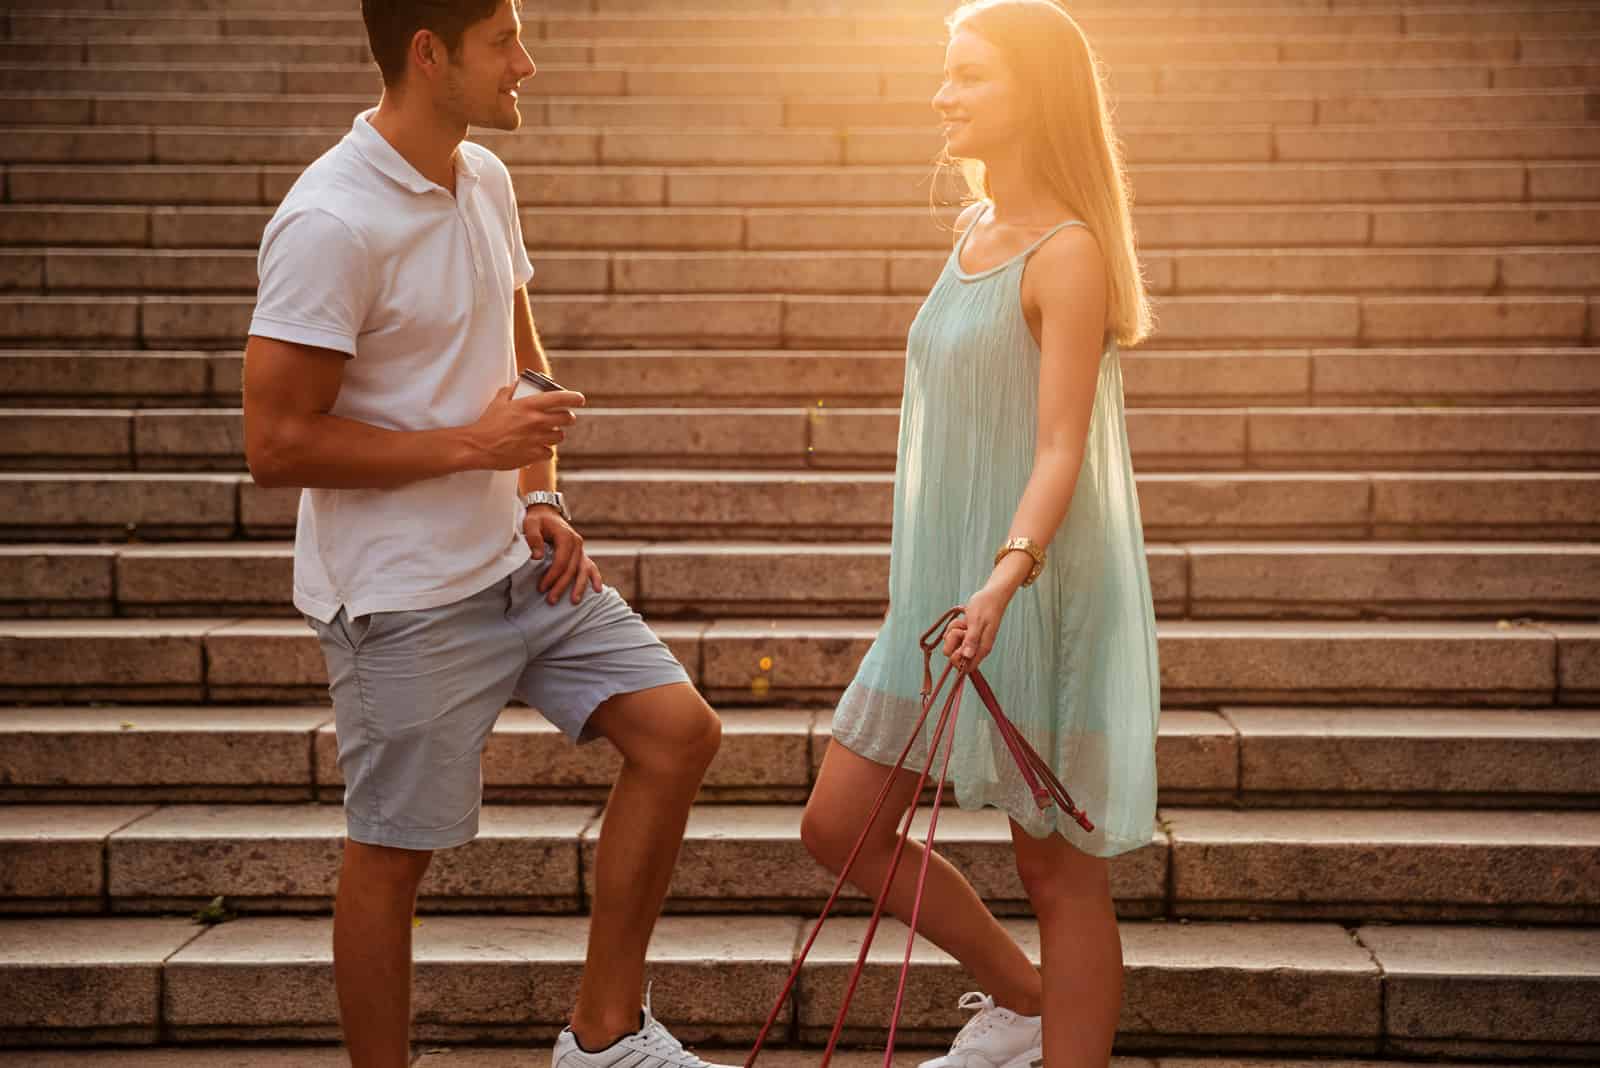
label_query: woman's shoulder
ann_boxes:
[1026,223,1106,295]
[951,200,989,246]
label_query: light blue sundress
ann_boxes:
[831,205,1161,857]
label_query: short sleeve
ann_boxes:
[503,171,534,289]
[249,206,372,358]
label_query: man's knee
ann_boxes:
[658,692,721,776]
[605,685,721,777]
[688,698,722,767]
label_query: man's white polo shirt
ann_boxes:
[249,108,536,624]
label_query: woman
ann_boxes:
[798,2,1160,1066]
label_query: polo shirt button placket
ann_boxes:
[459,205,485,305]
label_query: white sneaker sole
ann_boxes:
[918,1047,1043,1068]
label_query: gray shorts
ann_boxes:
[307,551,691,851]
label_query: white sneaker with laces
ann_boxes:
[917,991,1043,1068]
[552,984,739,1068]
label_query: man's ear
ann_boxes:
[408,28,447,82]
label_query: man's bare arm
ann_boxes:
[511,286,560,496]
[242,334,580,491]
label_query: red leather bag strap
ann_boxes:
[745,652,966,1068]
[745,607,1093,1068]
[966,668,1094,833]
[922,607,1093,832]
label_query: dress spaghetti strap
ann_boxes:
[954,203,1089,282]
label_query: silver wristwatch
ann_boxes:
[521,490,571,522]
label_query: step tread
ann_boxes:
[2,616,1594,710]
[5,537,1598,625]
[2,704,1596,803]
[7,799,1598,843]
[6,405,1597,476]
[5,469,1598,547]
[3,348,1597,412]
[5,801,1596,923]
[1,913,1595,1051]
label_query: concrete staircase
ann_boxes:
[2,0,1599,1063]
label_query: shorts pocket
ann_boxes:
[334,608,380,653]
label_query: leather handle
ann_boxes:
[746,608,1094,1068]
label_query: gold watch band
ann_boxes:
[995,537,1046,587]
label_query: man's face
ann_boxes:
[441,1,536,131]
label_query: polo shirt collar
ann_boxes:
[349,107,481,195]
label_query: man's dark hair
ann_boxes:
[361,0,507,87]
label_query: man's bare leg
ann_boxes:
[334,840,434,1068]
[569,682,721,1048]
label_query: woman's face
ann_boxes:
[932,28,1025,161]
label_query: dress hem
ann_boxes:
[829,728,1155,860]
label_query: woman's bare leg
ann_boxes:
[801,740,1042,1013]
[1010,821,1123,1068]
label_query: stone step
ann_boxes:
[0,1056,1560,1068]
[0,33,1565,66]
[0,1049,1076,1068]
[8,405,1600,474]
[548,346,1600,408]
[3,87,1594,130]
[8,161,1590,209]
[6,539,1595,621]
[15,0,1584,14]
[5,469,1598,543]
[0,1048,1033,1068]
[0,616,1593,706]
[9,6,1599,41]
[0,705,818,804]
[1,913,1595,1056]
[0,39,366,68]
[4,704,1596,809]
[555,468,1600,542]
[3,801,1597,922]
[0,3,1587,40]
[5,57,1597,98]
[4,292,1593,349]
[6,245,1600,297]
[19,0,1579,8]
[2,25,1594,75]
[11,203,1600,253]
[6,348,1598,410]
[531,20,1596,63]
[5,120,1596,167]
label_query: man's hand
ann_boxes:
[524,506,603,605]
[470,386,585,471]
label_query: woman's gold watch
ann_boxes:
[995,537,1047,587]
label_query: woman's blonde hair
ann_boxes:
[944,0,1152,346]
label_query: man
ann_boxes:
[242,3,729,1066]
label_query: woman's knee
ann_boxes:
[800,797,861,872]
[1013,838,1109,912]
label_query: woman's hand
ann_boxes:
[942,585,1012,672]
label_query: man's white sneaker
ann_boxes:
[917,991,1043,1068]
[552,985,739,1068]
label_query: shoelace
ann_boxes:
[638,983,713,1068]
[949,991,1000,1050]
